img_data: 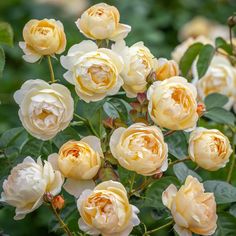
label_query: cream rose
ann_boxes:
[154,58,179,81]
[77,180,140,236]
[19,19,66,63]
[48,136,103,197]
[109,123,168,175]
[172,36,213,63]
[76,3,131,41]
[162,175,217,236]
[188,127,232,171]
[14,79,74,140]
[0,157,64,220]
[193,55,236,110]
[60,40,123,102]
[147,77,198,131]
[112,40,155,97]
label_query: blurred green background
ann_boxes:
[0,0,235,235]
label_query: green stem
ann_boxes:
[47,55,56,83]
[129,172,136,193]
[50,204,73,236]
[144,220,173,235]
[164,130,176,137]
[74,113,87,122]
[169,157,190,167]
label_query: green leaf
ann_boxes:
[165,131,188,159]
[0,22,13,46]
[203,107,235,126]
[203,180,236,204]
[229,204,236,218]
[0,46,5,77]
[213,213,236,236]
[144,177,179,210]
[204,93,229,110]
[196,44,215,78]
[173,163,202,183]
[179,42,203,77]
[215,37,233,55]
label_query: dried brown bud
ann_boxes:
[52,195,65,210]
[227,15,236,28]
[103,117,114,129]
[152,172,163,179]
[43,192,53,203]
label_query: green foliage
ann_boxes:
[0,46,5,77]
[204,93,229,110]
[215,37,233,55]
[0,22,13,46]
[214,213,236,236]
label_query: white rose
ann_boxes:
[193,54,236,110]
[147,77,198,131]
[112,40,155,97]
[14,79,74,140]
[0,157,64,220]
[60,40,124,102]
[109,123,168,175]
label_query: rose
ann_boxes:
[171,36,212,63]
[14,79,74,140]
[154,58,179,81]
[0,157,63,220]
[193,55,236,110]
[48,136,103,197]
[188,127,232,171]
[60,40,124,102]
[112,40,155,97]
[162,175,217,236]
[147,77,198,131]
[76,3,131,41]
[19,19,66,63]
[77,180,140,236]
[109,123,168,175]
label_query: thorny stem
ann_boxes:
[144,220,173,235]
[49,203,73,236]
[47,56,56,83]
[169,157,191,167]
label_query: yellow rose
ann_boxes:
[154,58,179,81]
[172,36,213,63]
[77,180,140,236]
[162,175,217,236]
[0,157,63,220]
[112,40,155,97]
[19,19,66,63]
[109,123,168,175]
[60,40,123,102]
[147,77,198,131]
[188,127,232,171]
[48,136,103,197]
[14,79,74,141]
[193,55,236,110]
[76,3,131,41]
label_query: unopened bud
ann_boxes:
[152,172,163,179]
[103,117,114,129]
[227,15,236,28]
[197,102,206,117]
[130,102,142,112]
[52,195,65,210]
[43,192,53,203]
[137,92,147,105]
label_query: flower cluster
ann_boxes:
[1,2,235,236]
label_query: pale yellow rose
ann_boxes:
[172,36,213,63]
[193,54,236,110]
[188,127,232,171]
[77,180,140,236]
[14,79,74,141]
[154,58,179,81]
[162,175,217,236]
[19,19,66,63]
[48,136,103,197]
[60,40,123,102]
[112,40,155,97]
[0,157,63,220]
[147,77,198,131]
[109,123,168,175]
[76,3,131,41]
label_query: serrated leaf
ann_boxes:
[0,22,13,46]
[215,37,233,55]
[197,44,215,78]
[203,107,235,126]
[179,42,203,77]
[165,131,188,159]
[144,177,179,210]
[173,163,202,183]
[204,93,229,110]
[204,180,236,204]
[0,46,5,77]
